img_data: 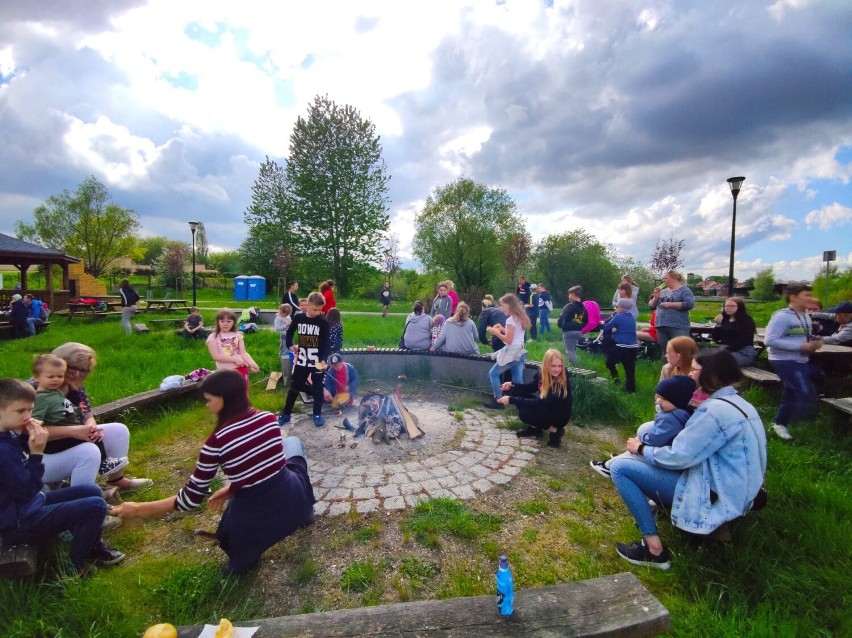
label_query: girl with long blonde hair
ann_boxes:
[497,349,572,448]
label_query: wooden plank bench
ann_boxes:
[0,321,50,338]
[92,380,200,421]
[178,572,669,637]
[821,397,852,417]
[0,541,38,579]
[134,322,150,334]
[741,366,781,384]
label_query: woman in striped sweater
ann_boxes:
[112,370,315,575]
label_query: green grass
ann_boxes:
[0,305,850,636]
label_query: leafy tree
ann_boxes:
[206,250,241,276]
[16,175,141,277]
[533,231,620,306]
[752,267,777,301]
[138,236,169,265]
[155,241,190,290]
[613,256,657,307]
[649,236,685,277]
[413,177,525,291]
[812,265,851,307]
[239,224,288,283]
[504,232,533,284]
[285,95,391,294]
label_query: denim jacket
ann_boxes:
[640,386,767,534]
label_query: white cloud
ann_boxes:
[805,203,852,230]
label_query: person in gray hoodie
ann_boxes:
[764,284,824,441]
[402,302,433,350]
[431,303,480,355]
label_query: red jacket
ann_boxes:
[322,289,336,314]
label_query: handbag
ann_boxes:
[398,320,409,349]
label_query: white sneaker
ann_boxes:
[771,424,793,441]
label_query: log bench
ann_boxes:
[92,380,200,421]
[0,540,38,579]
[741,366,781,384]
[177,572,669,637]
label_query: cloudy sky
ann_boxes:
[1,0,850,281]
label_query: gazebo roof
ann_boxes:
[0,233,80,265]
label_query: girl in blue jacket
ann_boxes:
[602,299,639,392]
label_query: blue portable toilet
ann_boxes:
[247,275,266,301]
[234,275,249,301]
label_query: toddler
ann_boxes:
[590,375,696,478]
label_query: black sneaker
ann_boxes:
[483,398,504,410]
[589,460,611,478]
[98,456,129,477]
[88,540,126,567]
[615,539,671,570]
[515,426,539,438]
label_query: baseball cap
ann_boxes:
[329,353,343,365]
[828,301,852,314]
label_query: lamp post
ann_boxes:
[188,221,200,306]
[726,177,745,297]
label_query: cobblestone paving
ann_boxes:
[309,410,539,516]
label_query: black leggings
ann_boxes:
[606,346,638,393]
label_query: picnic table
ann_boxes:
[143,299,190,313]
[66,301,122,317]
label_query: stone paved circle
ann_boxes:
[304,405,538,516]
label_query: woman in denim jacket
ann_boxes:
[608,348,767,570]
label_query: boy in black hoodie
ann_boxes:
[557,286,588,366]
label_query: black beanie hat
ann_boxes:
[655,376,696,411]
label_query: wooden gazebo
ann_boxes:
[0,233,80,310]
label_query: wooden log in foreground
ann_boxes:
[92,381,200,422]
[178,572,669,638]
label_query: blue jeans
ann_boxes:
[770,359,819,426]
[26,317,44,336]
[489,354,526,397]
[610,456,680,537]
[1,484,106,570]
[539,308,552,333]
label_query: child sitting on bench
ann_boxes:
[0,379,124,575]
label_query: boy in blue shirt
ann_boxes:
[0,379,124,575]
[601,299,640,392]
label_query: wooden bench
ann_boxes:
[134,323,150,334]
[92,380,200,421]
[0,321,50,338]
[93,311,124,319]
[821,397,852,417]
[0,541,38,579]
[741,366,781,384]
[177,572,669,637]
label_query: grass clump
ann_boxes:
[517,500,549,516]
[340,560,382,593]
[404,498,502,548]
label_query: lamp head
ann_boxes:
[727,176,745,198]
[188,221,200,233]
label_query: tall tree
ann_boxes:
[533,231,620,305]
[379,234,402,286]
[504,231,533,283]
[285,95,391,294]
[413,177,525,291]
[16,175,141,277]
[138,236,169,265]
[649,236,685,277]
[155,241,190,291]
[195,222,209,263]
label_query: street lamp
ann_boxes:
[726,177,745,297]
[188,221,200,306]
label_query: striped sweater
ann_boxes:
[175,410,286,511]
